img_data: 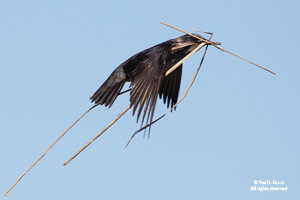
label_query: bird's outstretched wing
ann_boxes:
[122,43,173,130]
[159,64,182,110]
[91,39,188,132]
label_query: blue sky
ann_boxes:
[1,0,299,199]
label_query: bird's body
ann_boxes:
[90,34,217,130]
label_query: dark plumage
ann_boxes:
[90,34,216,131]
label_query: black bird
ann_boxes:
[90,34,220,131]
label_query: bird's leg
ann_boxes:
[118,88,131,95]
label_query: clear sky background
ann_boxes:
[1,0,299,200]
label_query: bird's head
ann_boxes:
[176,33,221,46]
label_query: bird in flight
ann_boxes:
[90,34,220,133]
[5,22,276,197]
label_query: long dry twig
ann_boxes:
[63,105,130,166]
[5,104,99,197]
[159,21,276,75]
[5,89,132,196]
